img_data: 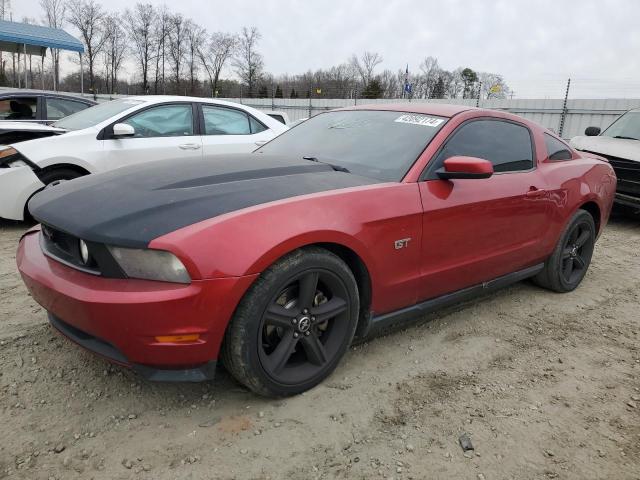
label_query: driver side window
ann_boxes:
[429,119,534,177]
[123,104,194,138]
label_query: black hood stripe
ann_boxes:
[156,163,326,190]
[29,154,380,248]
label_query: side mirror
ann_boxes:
[112,123,135,138]
[436,156,494,180]
[584,126,601,136]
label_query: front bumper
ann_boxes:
[17,230,258,380]
[614,192,640,209]
[0,165,45,220]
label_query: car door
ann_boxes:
[417,118,551,301]
[199,104,273,155]
[103,102,202,169]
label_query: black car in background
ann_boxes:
[0,90,96,122]
[0,90,97,144]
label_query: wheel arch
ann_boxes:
[314,242,373,340]
[36,162,92,179]
[238,236,375,342]
[578,200,601,234]
[24,163,93,220]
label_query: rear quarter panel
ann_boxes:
[538,156,615,252]
[151,183,424,315]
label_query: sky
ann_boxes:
[11,0,640,98]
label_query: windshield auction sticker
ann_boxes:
[394,114,444,127]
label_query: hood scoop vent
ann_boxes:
[156,163,332,190]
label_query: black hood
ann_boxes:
[29,154,379,248]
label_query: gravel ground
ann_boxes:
[1,216,639,480]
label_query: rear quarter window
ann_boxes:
[544,133,573,161]
[267,114,286,124]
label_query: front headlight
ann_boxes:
[0,147,29,168]
[108,246,191,284]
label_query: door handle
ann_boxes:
[254,140,267,147]
[179,143,201,150]
[526,187,547,198]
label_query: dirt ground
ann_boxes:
[1,216,639,480]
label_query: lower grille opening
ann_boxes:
[48,313,128,364]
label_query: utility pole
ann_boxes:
[558,78,571,138]
[476,81,482,107]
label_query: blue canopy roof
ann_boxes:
[0,19,84,54]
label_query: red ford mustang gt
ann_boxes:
[17,104,616,396]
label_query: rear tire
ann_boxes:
[221,247,359,397]
[533,209,596,293]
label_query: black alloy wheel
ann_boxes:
[533,209,596,293]
[222,248,359,397]
[258,269,350,385]
[560,221,593,284]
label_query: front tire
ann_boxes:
[38,168,83,188]
[221,247,359,397]
[533,209,596,292]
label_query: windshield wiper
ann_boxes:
[302,156,350,173]
[613,135,639,141]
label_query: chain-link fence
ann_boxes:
[225,96,640,140]
[5,78,639,139]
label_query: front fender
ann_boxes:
[243,229,375,278]
[151,182,424,314]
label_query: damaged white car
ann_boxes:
[0,96,287,221]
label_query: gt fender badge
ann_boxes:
[394,238,411,250]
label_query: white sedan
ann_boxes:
[0,96,288,221]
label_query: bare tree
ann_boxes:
[40,0,66,90]
[185,21,205,95]
[197,32,236,97]
[0,1,9,20]
[152,6,169,94]
[378,69,399,98]
[67,0,107,92]
[232,26,263,97]
[478,71,510,99]
[419,56,440,98]
[349,51,383,87]
[102,13,127,93]
[126,3,156,94]
[447,67,464,99]
[167,13,187,92]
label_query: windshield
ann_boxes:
[53,99,144,131]
[256,110,448,181]
[602,111,640,140]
